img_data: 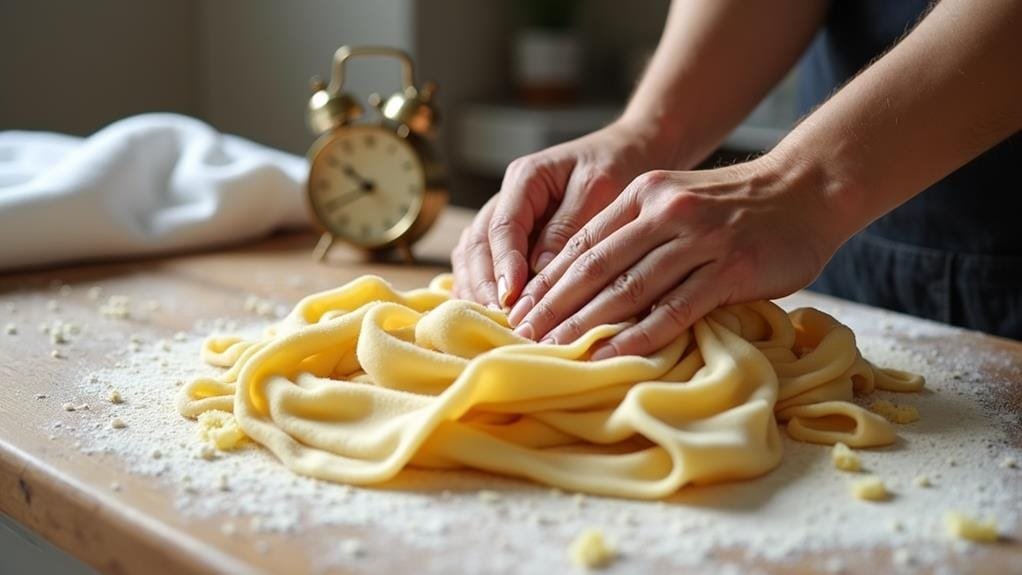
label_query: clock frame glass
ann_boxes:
[308,124,426,248]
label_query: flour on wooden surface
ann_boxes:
[45,298,1021,574]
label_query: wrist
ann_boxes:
[753,144,861,263]
[612,110,694,172]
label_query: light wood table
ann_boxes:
[1,207,1019,574]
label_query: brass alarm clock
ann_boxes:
[306,46,447,262]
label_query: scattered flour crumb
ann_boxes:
[4,323,15,335]
[891,547,914,567]
[110,418,127,429]
[912,475,932,488]
[477,490,502,504]
[99,295,131,319]
[108,389,124,404]
[999,456,1017,469]
[339,538,366,558]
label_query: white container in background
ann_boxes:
[513,28,582,104]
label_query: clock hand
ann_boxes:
[324,189,365,212]
[341,165,375,193]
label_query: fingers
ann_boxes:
[530,168,619,274]
[543,239,708,344]
[507,194,641,329]
[590,263,726,360]
[512,218,664,342]
[452,199,499,306]
[488,156,571,308]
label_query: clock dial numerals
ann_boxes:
[310,126,425,247]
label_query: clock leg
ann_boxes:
[396,241,415,264]
[313,232,336,261]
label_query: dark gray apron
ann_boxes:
[799,0,1022,339]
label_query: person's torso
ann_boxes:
[799,0,1022,339]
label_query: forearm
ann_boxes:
[773,0,1022,250]
[621,0,828,169]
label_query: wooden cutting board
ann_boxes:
[1,207,1019,574]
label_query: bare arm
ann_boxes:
[623,0,829,169]
[511,0,1022,358]
[777,0,1022,252]
[468,0,828,312]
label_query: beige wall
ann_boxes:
[197,0,415,155]
[0,0,197,135]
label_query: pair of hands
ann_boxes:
[451,121,835,359]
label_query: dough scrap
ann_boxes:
[851,476,888,501]
[944,511,999,542]
[869,399,920,424]
[831,442,861,472]
[197,410,246,450]
[568,528,615,569]
[177,275,923,499]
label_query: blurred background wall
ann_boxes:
[0,0,800,208]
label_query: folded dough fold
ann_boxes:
[178,274,924,499]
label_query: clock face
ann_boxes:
[308,125,425,248]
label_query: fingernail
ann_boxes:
[497,275,509,307]
[590,343,617,361]
[508,296,532,326]
[539,336,554,345]
[534,252,555,273]
[514,321,536,341]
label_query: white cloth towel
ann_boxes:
[0,113,310,272]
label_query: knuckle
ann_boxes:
[660,294,694,328]
[489,214,523,238]
[532,300,558,325]
[577,168,617,195]
[612,271,646,305]
[472,277,495,295]
[558,316,586,341]
[525,272,553,299]
[564,227,593,259]
[465,233,489,255]
[575,250,609,282]
[632,169,671,191]
[662,191,701,218]
[542,217,580,247]
[506,155,540,180]
[623,324,656,354]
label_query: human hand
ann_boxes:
[507,155,842,359]
[451,119,680,307]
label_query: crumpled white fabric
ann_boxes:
[0,113,310,271]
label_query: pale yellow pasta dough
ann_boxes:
[944,511,1000,542]
[831,442,862,472]
[176,275,923,499]
[568,528,616,569]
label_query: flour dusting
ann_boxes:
[39,292,1022,574]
